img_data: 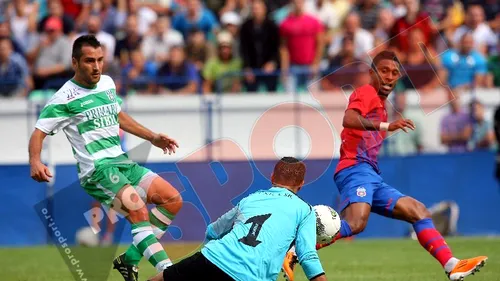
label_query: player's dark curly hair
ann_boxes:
[273,157,306,187]
[371,50,401,70]
[72,35,101,60]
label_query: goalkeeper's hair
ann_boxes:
[72,35,101,60]
[272,157,306,187]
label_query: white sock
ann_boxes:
[156,259,173,272]
[444,257,460,272]
[152,225,166,239]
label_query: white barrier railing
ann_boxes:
[0,88,498,164]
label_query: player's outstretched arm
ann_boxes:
[343,109,415,132]
[295,208,326,281]
[28,129,53,182]
[205,206,239,241]
[118,111,179,154]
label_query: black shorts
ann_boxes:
[162,252,234,281]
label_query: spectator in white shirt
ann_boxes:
[305,0,339,39]
[7,0,38,53]
[452,5,497,56]
[220,11,241,57]
[119,0,157,35]
[79,14,116,62]
[142,15,184,64]
[327,12,374,61]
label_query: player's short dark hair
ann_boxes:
[72,35,101,60]
[272,157,306,187]
[371,50,401,70]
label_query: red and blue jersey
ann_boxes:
[335,84,388,175]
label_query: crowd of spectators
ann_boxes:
[0,0,499,97]
[381,91,496,156]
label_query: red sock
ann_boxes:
[316,232,342,250]
[414,219,453,266]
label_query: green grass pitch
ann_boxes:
[2,237,499,281]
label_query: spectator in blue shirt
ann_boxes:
[0,37,31,97]
[156,45,199,94]
[122,48,157,93]
[172,0,219,40]
[91,0,125,35]
[441,32,488,90]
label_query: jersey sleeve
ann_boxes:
[35,94,71,135]
[347,89,373,116]
[205,205,240,241]
[295,207,325,280]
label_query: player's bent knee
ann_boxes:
[149,178,182,201]
[128,205,149,223]
[408,199,432,223]
[415,202,432,220]
[160,191,183,214]
[168,189,183,204]
[148,178,183,214]
[113,184,147,214]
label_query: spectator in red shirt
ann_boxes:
[279,0,324,93]
[60,0,90,32]
[389,0,436,54]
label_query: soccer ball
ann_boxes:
[314,205,341,244]
[75,226,100,247]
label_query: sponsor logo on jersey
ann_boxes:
[84,104,120,131]
[84,104,119,120]
[80,99,94,107]
[356,187,367,197]
[66,88,80,100]
[106,90,116,102]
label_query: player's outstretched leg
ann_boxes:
[112,184,178,281]
[316,219,353,250]
[392,197,488,280]
[119,177,183,272]
[282,203,368,281]
[316,202,368,250]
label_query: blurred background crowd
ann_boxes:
[0,0,499,97]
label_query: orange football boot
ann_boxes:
[447,256,488,281]
[282,251,298,281]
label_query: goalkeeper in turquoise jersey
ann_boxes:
[147,157,328,281]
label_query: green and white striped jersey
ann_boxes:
[35,75,130,181]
